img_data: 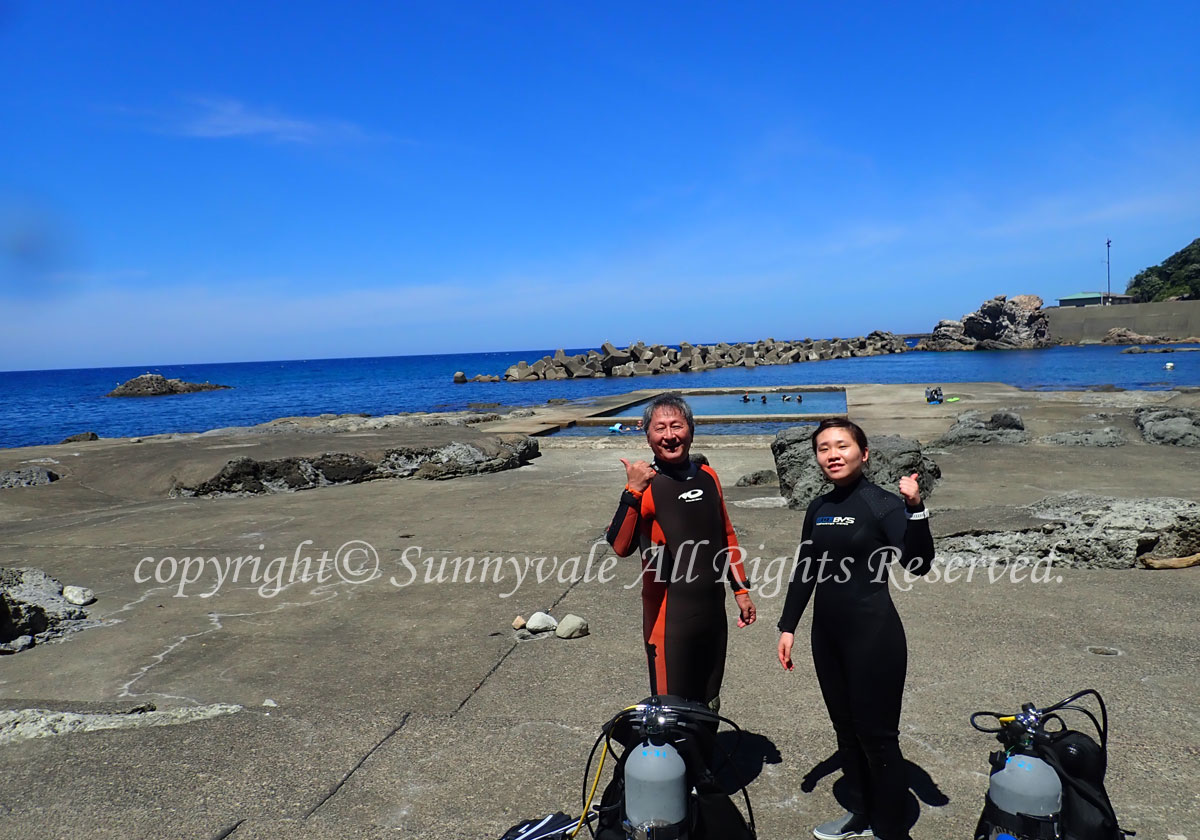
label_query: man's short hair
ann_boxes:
[642,393,695,434]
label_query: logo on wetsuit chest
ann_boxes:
[816,516,856,526]
[677,488,705,502]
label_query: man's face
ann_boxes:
[646,407,692,464]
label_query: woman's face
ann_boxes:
[814,427,868,485]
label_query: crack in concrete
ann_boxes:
[451,575,585,716]
[304,713,412,820]
[207,817,245,840]
[118,588,340,704]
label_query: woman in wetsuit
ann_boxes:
[777,418,934,840]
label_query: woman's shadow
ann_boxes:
[801,751,951,830]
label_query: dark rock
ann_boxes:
[175,436,539,496]
[59,432,99,443]
[312,454,377,484]
[933,411,1029,446]
[1,568,94,652]
[937,493,1200,569]
[1037,427,1126,447]
[107,373,231,397]
[771,426,940,510]
[1134,407,1200,446]
[453,371,468,384]
[736,469,778,488]
[0,467,60,489]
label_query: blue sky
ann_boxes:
[2,1,1198,370]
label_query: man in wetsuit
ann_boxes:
[777,418,934,840]
[606,394,756,709]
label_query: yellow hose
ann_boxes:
[569,741,609,838]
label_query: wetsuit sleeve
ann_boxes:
[703,465,749,593]
[606,487,645,557]
[778,501,819,633]
[881,501,935,577]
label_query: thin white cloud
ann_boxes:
[169,97,373,145]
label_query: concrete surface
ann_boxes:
[0,384,1197,840]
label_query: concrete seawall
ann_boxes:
[1046,299,1200,342]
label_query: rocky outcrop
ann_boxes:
[107,373,231,397]
[918,295,1052,351]
[1134,407,1200,446]
[770,426,940,510]
[1036,428,1126,447]
[936,494,1200,569]
[736,469,778,488]
[59,432,99,443]
[1,568,99,653]
[494,332,909,382]
[173,434,540,497]
[0,467,60,488]
[1103,327,1168,345]
[933,411,1028,446]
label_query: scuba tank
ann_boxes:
[622,707,689,839]
[981,750,1062,839]
[971,690,1131,840]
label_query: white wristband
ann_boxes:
[906,508,930,520]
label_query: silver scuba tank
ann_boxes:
[983,752,1062,840]
[623,738,688,840]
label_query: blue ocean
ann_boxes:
[1,344,1197,448]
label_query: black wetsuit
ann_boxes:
[778,475,934,840]
[607,458,749,705]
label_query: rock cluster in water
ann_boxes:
[485,333,908,382]
[918,295,1052,351]
[107,373,231,397]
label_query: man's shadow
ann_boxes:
[801,751,951,831]
[711,730,783,793]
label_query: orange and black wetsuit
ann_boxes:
[606,457,750,706]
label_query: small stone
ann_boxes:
[514,628,552,642]
[62,585,95,606]
[262,699,278,707]
[130,437,142,443]
[512,615,526,630]
[525,611,558,633]
[554,614,589,639]
[1,635,34,653]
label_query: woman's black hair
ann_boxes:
[811,417,868,453]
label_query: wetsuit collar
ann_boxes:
[827,471,866,501]
[652,457,699,480]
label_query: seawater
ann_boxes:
[1,344,1196,448]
